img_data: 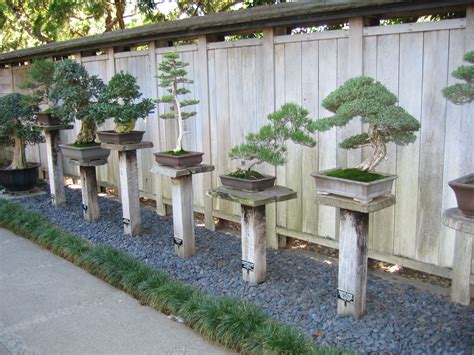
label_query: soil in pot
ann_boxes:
[220,170,276,191]
[97,130,145,145]
[154,150,203,168]
[0,163,40,191]
[324,168,387,182]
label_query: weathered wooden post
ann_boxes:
[102,142,153,236]
[315,194,395,319]
[210,185,296,285]
[442,208,474,305]
[151,164,214,257]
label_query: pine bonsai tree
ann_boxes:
[310,76,420,172]
[229,103,316,178]
[443,50,474,105]
[18,59,56,110]
[0,93,44,169]
[157,51,199,154]
[50,60,106,145]
[100,71,155,133]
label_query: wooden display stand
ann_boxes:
[442,208,474,305]
[151,164,214,258]
[70,159,107,222]
[101,142,153,236]
[315,194,396,319]
[211,185,296,285]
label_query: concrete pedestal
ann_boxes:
[102,142,153,236]
[315,193,396,319]
[442,208,474,305]
[211,185,296,285]
[151,164,214,258]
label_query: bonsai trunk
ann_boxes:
[173,82,184,153]
[114,118,136,134]
[75,119,97,145]
[358,125,386,172]
[9,137,27,170]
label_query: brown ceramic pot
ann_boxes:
[448,173,474,218]
[97,130,145,144]
[36,112,61,126]
[220,174,276,192]
[154,151,203,168]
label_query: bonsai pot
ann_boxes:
[154,151,203,168]
[220,174,276,192]
[36,112,61,126]
[0,163,40,191]
[311,168,398,203]
[59,144,110,163]
[97,130,145,145]
[448,173,474,218]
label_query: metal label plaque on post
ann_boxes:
[337,289,355,304]
[173,237,183,246]
[241,260,254,271]
[123,218,130,226]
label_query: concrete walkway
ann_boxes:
[0,228,230,354]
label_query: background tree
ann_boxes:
[18,59,56,109]
[443,51,474,105]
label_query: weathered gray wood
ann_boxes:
[315,194,395,214]
[241,205,266,285]
[337,208,369,319]
[44,130,66,207]
[442,208,474,237]
[119,150,141,236]
[451,230,473,305]
[80,166,100,222]
[171,175,195,257]
[34,124,73,132]
[101,141,153,152]
[210,186,297,207]
[69,159,107,167]
[150,164,214,178]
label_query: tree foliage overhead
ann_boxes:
[443,51,474,106]
[18,58,56,109]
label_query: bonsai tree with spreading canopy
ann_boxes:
[443,50,474,105]
[157,51,199,153]
[229,103,316,177]
[50,59,106,144]
[311,76,420,172]
[100,71,155,133]
[18,59,56,109]
[0,93,44,169]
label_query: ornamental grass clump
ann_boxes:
[443,50,474,105]
[157,51,199,154]
[100,71,155,133]
[0,93,44,169]
[229,103,316,179]
[311,76,420,172]
[19,59,56,110]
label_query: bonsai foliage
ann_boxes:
[157,51,199,153]
[229,103,316,173]
[18,59,56,109]
[0,94,44,169]
[443,51,474,105]
[50,60,106,144]
[311,76,420,171]
[100,71,155,133]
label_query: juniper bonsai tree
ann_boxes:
[157,51,199,154]
[0,93,44,169]
[229,103,316,178]
[18,59,56,110]
[443,50,474,105]
[100,71,155,133]
[310,76,420,172]
[50,59,106,145]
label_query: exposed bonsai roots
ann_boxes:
[9,137,27,170]
[358,124,387,172]
[75,119,97,144]
[114,118,136,134]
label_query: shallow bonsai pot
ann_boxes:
[36,112,61,126]
[311,168,398,203]
[59,144,110,163]
[0,163,40,191]
[448,173,474,218]
[154,151,203,168]
[220,174,276,192]
[97,130,145,145]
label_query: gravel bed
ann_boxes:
[16,189,474,354]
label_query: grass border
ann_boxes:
[0,199,345,354]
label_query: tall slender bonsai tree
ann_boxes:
[50,59,106,144]
[157,51,199,153]
[0,93,44,169]
[100,71,155,133]
[229,103,316,177]
[443,50,474,105]
[310,76,420,172]
[18,59,56,110]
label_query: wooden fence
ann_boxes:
[1,11,473,281]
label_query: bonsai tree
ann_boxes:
[100,71,155,133]
[443,50,474,105]
[229,103,316,178]
[0,93,44,169]
[49,59,106,144]
[311,76,420,172]
[157,51,199,154]
[18,59,56,110]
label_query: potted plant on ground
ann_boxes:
[19,59,60,126]
[0,93,44,191]
[310,76,420,203]
[96,71,155,144]
[49,59,110,162]
[154,51,201,168]
[221,103,316,191]
[443,50,474,218]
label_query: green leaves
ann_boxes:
[18,59,56,108]
[443,50,474,105]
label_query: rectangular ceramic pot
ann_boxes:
[59,144,110,163]
[311,168,397,203]
[97,130,145,145]
[448,173,474,218]
[154,151,203,168]
[220,174,276,192]
[36,112,61,126]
